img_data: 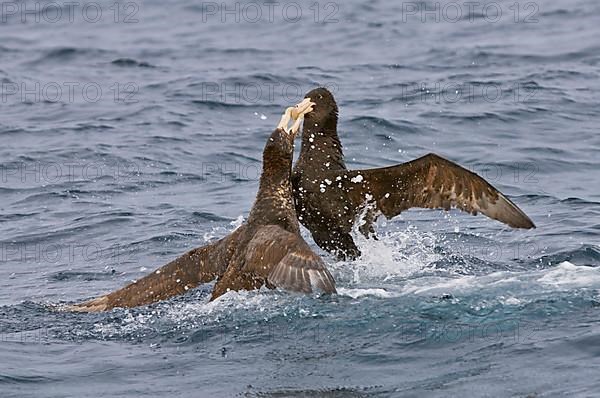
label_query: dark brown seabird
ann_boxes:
[68,98,336,312]
[292,87,535,260]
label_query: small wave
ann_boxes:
[190,99,262,109]
[337,287,398,299]
[0,374,53,384]
[29,47,111,64]
[0,46,19,53]
[539,8,577,18]
[346,116,419,134]
[244,385,385,397]
[543,245,600,266]
[149,135,190,143]
[400,260,600,298]
[538,261,600,287]
[204,47,275,55]
[111,58,155,68]
[191,211,231,222]
[428,111,516,123]
[50,270,119,282]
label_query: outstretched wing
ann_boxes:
[211,225,336,299]
[68,230,241,312]
[327,153,535,229]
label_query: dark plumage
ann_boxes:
[68,99,336,312]
[292,87,535,260]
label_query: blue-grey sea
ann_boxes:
[1,0,600,396]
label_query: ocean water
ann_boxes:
[1,0,600,396]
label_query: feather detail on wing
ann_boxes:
[218,225,336,296]
[67,231,239,312]
[324,153,535,229]
[268,250,336,294]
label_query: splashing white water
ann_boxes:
[337,287,400,299]
[355,224,439,280]
[538,261,600,287]
[328,213,441,286]
[90,218,600,339]
[230,215,244,230]
[202,215,245,242]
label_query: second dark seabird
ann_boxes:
[292,87,535,260]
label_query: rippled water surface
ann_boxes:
[1,0,600,396]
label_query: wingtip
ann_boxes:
[524,219,536,229]
[497,192,536,230]
[509,214,535,229]
[525,217,536,229]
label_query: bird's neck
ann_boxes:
[298,118,345,171]
[247,153,299,232]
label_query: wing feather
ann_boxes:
[210,225,336,299]
[328,153,535,229]
[67,230,240,312]
[268,251,336,294]
[241,225,336,294]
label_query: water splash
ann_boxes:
[329,216,441,286]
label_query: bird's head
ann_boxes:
[303,87,338,128]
